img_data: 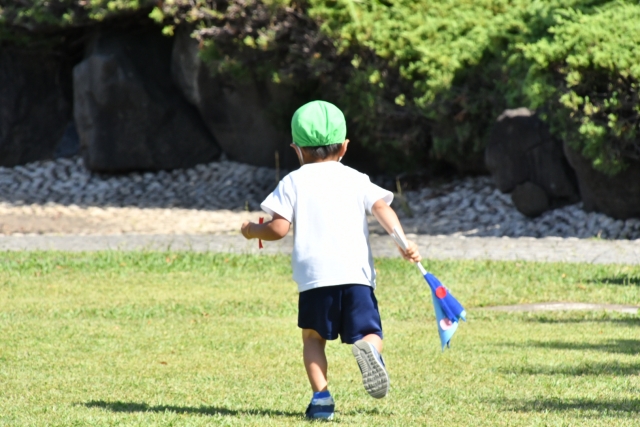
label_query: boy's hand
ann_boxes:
[241,221,253,240]
[399,240,421,263]
[241,214,290,241]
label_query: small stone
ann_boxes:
[511,182,549,217]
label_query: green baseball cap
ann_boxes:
[291,100,347,147]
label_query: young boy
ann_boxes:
[240,100,421,420]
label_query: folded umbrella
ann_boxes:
[391,227,466,350]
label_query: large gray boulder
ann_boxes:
[0,49,72,166]
[73,27,220,172]
[485,108,579,216]
[564,143,640,219]
[171,26,299,170]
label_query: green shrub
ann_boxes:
[308,0,635,172]
[0,1,153,30]
[522,1,640,175]
[0,1,155,48]
[160,0,638,174]
[152,0,432,172]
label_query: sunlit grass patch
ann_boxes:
[0,252,638,426]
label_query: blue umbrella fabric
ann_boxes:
[391,228,466,350]
[422,268,466,350]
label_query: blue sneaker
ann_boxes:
[352,340,389,398]
[305,393,335,421]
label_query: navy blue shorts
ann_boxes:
[298,284,383,344]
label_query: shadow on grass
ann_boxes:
[527,317,640,325]
[501,361,640,376]
[82,401,300,418]
[525,339,640,355]
[498,397,640,416]
[82,400,386,418]
[588,276,640,286]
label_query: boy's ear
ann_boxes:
[290,143,304,166]
[339,139,350,158]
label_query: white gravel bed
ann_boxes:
[397,177,640,240]
[0,157,639,239]
[0,157,277,210]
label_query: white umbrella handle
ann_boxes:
[391,226,427,275]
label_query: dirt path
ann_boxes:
[2,232,640,265]
[0,203,263,235]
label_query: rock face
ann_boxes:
[0,49,72,167]
[485,108,579,216]
[54,121,80,159]
[171,26,299,170]
[564,143,640,219]
[73,27,220,172]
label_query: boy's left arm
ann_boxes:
[371,199,421,262]
[241,213,290,241]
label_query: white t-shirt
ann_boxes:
[261,161,393,292]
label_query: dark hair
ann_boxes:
[301,143,343,160]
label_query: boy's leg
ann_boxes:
[302,328,328,392]
[341,285,389,399]
[302,328,335,420]
[299,287,343,419]
[352,338,389,399]
[362,333,383,354]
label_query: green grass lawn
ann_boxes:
[0,252,638,426]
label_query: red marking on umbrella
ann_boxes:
[435,286,447,299]
[258,217,264,249]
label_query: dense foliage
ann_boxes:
[0,0,153,47]
[522,2,640,174]
[308,0,640,174]
[1,0,639,174]
[0,0,152,33]
[149,0,431,172]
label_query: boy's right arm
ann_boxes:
[241,213,290,241]
[371,199,421,262]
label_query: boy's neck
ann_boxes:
[303,157,340,164]
[292,140,349,166]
